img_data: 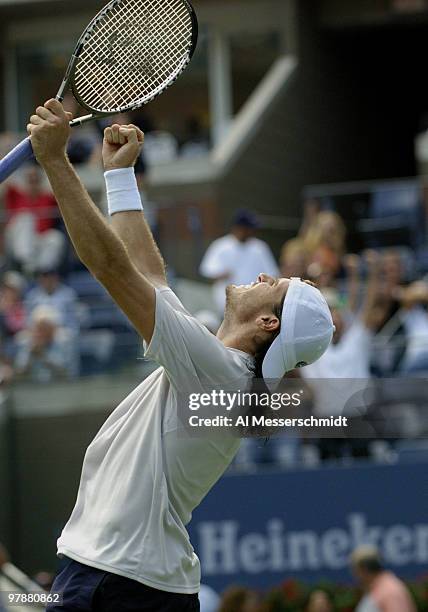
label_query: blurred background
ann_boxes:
[0,0,428,610]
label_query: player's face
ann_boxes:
[225,274,290,321]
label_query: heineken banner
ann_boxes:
[188,461,428,591]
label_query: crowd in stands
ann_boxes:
[0,160,138,382]
[0,102,211,381]
[1,128,428,464]
[23,93,211,168]
[199,200,428,467]
[282,202,428,380]
[200,201,428,384]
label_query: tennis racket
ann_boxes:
[0,0,198,183]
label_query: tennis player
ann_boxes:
[27,99,334,612]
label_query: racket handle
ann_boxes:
[0,137,35,183]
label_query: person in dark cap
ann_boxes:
[200,209,279,314]
[232,208,259,232]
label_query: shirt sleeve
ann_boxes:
[145,288,251,387]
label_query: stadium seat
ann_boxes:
[79,329,115,375]
[67,271,109,300]
[88,303,132,330]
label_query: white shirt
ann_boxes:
[301,319,372,416]
[200,234,279,314]
[57,288,254,593]
[302,319,372,379]
[356,595,380,612]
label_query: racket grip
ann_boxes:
[0,137,35,183]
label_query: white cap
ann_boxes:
[262,278,334,388]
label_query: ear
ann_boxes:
[256,314,280,333]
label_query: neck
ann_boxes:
[231,231,249,244]
[217,321,255,356]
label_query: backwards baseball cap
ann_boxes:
[262,278,335,389]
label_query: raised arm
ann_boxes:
[361,250,382,331]
[343,253,361,314]
[27,100,155,343]
[102,124,167,286]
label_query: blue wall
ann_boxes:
[188,462,428,592]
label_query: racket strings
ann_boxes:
[77,0,187,106]
[79,0,191,101]
[76,0,191,108]
[73,0,193,112]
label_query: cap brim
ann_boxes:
[262,336,286,386]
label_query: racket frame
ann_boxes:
[55,0,198,127]
[0,0,198,183]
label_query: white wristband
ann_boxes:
[104,167,143,216]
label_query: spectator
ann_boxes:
[0,357,14,387]
[3,164,66,273]
[298,198,322,240]
[306,261,338,290]
[351,546,416,612]
[301,251,382,459]
[395,280,428,373]
[279,238,307,279]
[304,210,347,257]
[371,249,425,375]
[218,586,259,612]
[15,305,77,382]
[200,210,279,314]
[369,249,409,375]
[302,251,381,380]
[306,589,334,612]
[0,271,26,348]
[180,116,209,158]
[25,267,80,332]
[382,249,407,290]
[199,584,220,612]
[304,211,347,281]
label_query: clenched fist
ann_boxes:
[27,99,72,164]
[103,124,144,171]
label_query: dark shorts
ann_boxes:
[46,558,200,612]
